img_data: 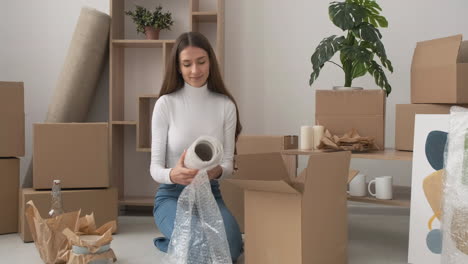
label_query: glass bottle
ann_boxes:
[49,180,64,217]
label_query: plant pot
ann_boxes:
[144,27,160,40]
[332,86,364,91]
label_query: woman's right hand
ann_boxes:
[169,150,199,185]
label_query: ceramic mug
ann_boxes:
[368,176,393,200]
[348,173,367,197]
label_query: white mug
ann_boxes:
[368,176,393,200]
[348,173,367,197]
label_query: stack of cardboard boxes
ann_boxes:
[395,34,468,151]
[0,82,25,236]
[19,123,118,242]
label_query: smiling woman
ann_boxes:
[149,32,244,262]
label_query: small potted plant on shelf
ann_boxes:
[309,0,393,96]
[125,5,174,40]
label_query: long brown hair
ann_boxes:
[159,32,242,142]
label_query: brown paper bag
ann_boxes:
[25,200,81,264]
[62,215,117,263]
[26,201,118,264]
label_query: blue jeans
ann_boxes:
[153,181,243,262]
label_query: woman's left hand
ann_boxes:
[207,165,223,180]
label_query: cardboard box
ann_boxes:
[0,82,25,157]
[33,123,109,189]
[0,158,19,234]
[228,151,351,264]
[19,187,118,242]
[395,104,461,151]
[220,135,298,233]
[411,34,468,103]
[316,89,386,149]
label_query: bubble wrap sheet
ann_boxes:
[442,106,468,263]
[164,136,232,264]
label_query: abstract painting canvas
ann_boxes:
[408,114,449,264]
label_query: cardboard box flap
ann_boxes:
[227,179,300,194]
[228,152,300,194]
[233,152,290,181]
[412,35,462,68]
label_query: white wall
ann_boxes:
[1,0,468,188]
[0,0,109,187]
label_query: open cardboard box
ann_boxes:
[228,151,351,264]
[220,135,298,233]
[0,82,25,157]
[411,34,468,103]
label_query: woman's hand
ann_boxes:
[169,150,199,185]
[207,165,223,180]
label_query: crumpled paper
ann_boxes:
[25,200,117,264]
[317,129,379,152]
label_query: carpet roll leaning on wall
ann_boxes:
[23,7,110,187]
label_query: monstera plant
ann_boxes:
[309,0,393,96]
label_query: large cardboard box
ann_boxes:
[0,82,25,157]
[0,158,19,234]
[411,34,468,103]
[220,135,298,233]
[19,187,118,242]
[316,89,386,149]
[228,151,351,264]
[33,123,109,189]
[395,104,456,151]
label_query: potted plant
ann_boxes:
[125,5,174,40]
[309,0,393,96]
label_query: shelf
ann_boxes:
[119,196,153,206]
[347,186,411,208]
[112,39,175,48]
[281,148,413,161]
[192,11,217,22]
[111,121,137,125]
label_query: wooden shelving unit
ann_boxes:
[282,148,413,208]
[109,0,225,206]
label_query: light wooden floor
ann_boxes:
[0,204,410,263]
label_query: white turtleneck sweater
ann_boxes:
[150,83,237,184]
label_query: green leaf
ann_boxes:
[340,45,373,64]
[351,61,367,79]
[348,0,388,28]
[329,2,366,30]
[309,35,345,86]
[361,40,393,72]
[367,60,392,95]
[352,22,382,43]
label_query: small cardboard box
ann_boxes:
[19,187,118,242]
[395,104,456,151]
[411,34,468,103]
[316,89,386,149]
[33,123,109,189]
[220,135,298,233]
[0,158,19,234]
[0,82,25,157]
[228,151,351,264]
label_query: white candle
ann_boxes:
[313,125,325,149]
[300,126,314,150]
